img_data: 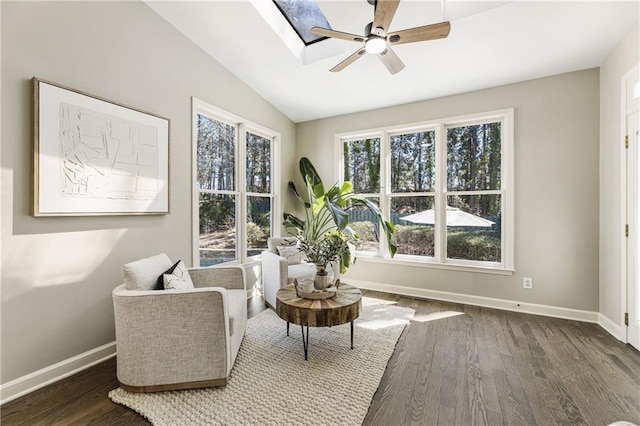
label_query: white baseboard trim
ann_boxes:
[597,313,626,342]
[0,341,116,405]
[351,279,599,323]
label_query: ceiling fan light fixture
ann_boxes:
[365,36,386,54]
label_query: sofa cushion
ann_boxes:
[122,253,173,290]
[276,245,307,265]
[162,260,195,290]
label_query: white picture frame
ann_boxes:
[33,78,170,216]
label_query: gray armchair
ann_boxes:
[113,254,246,392]
[261,237,316,308]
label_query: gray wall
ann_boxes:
[1,1,295,383]
[297,69,600,311]
[599,22,640,327]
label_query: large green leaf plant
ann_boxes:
[283,157,396,274]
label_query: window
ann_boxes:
[193,98,279,266]
[343,136,381,253]
[338,109,514,272]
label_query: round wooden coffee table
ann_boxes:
[275,282,362,360]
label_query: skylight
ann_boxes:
[273,0,331,46]
[250,0,343,65]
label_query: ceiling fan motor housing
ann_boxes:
[365,21,385,37]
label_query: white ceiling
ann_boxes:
[147,1,639,123]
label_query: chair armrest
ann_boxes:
[261,250,289,307]
[261,250,288,286]
[112,284,232,386]
[188,265,245,290]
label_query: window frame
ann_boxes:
[335,109,514,274]
[192,97,280,267]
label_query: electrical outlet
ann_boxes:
[523,277,533,289]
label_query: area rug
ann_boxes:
[109,298,414,426]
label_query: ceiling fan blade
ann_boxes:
[372,0,401,34]
[377,47,405,74]
[387,21,451,46]
[310,27,365,43]
[330,48,367,72]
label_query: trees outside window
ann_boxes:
[343,137,380,253]
[194,99,278,266]
[339,110,513,271]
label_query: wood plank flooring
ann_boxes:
[2,291,639,425]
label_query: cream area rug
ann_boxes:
[109,298,414,426]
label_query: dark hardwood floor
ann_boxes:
[2,291,639,425]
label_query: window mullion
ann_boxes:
[238,123,246,263]
[502,112,514,269]
[435,123,447,263]
[192,104,200,267]
[447,190,502,196]
[380,131,390,258]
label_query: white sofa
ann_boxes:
[261,237,316,308]
[113,253,247,392]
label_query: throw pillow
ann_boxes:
[122,253,173,291]
[277,245,307,265]
[162,260,194,290]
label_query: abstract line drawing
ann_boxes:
[33,77,169,216]
[59,103,159,201]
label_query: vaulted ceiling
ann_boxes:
[147,1,639,123]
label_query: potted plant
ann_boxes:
[283,157,396,284]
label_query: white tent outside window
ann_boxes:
[400,206,495,228]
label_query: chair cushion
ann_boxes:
[122,253,173,290]
[276,245,307,265]
[162,260,194,290]
[287,263,316,283]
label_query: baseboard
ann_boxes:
[597,313,626,342]
[351,279,599,323]
[0,341,116,405]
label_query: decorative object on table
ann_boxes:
[283,157,396,280]
[32,77,170,216]
[293,278,336,300]
[314,264,329,290]
[109,299,415,425]
[298,285,338,300]
[299,278,315,294]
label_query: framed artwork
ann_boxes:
[32,77,170,216]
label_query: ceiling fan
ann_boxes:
[310,0,451,75]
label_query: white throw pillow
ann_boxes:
[122,253,173,290]
[277,245,307,265]
[163,260,194,290]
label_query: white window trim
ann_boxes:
[335,108,514,275]
[191,97,280,267]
